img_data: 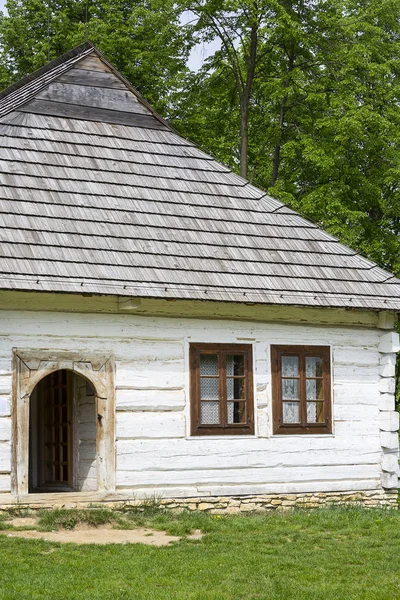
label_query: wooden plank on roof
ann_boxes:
[0,136,229,172]
[57,69,127,90]
[17,100,168,129]
[0,228,365,267]
[1,242,389,284]
[77,55,112,72]
[36,83,150,115]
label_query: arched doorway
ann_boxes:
[29,369,96,493]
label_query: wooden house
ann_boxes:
[0,43,399,510]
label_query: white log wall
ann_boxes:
[0,306,397,499]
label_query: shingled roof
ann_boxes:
[0,42,399,311]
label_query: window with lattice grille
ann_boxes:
[190,343,254,435]
[271,345,332,434]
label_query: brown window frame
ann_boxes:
[190,343,254,436]
[271,345,332,435]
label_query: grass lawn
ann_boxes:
[1,506,400,599]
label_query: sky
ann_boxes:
[0,1,218,72]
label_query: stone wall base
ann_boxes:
[0,489,398,512]
[157,490,398,513]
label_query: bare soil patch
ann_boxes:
[2,526,180,546]
[4,517,39,527]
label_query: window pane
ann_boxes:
[227,401,246,424]
[283,402,300,423]
[307,401,324,423]
[306,356,323,378]
[200,354,218,376]
[200,377,219,400]
[282,356,298,377]
[282,378,299,400]
[306,378,323,400]
[227,377,245,400]
[226,355,245,377]
[200,402,220,424]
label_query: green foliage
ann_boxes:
[37,508,119,531]
[175,0,400,275]
[0,0,191,111]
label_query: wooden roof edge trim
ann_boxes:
[0,272,399,302]
[0,43,95,109]
[0,279,397,312]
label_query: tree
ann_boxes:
[182,0,272,178]
[176,0,400,276]
[0,0,191,111]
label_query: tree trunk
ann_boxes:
[271,98,286,186]
[240,101,248,178]
[239,23,258,180]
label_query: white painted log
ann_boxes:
[381,453,399,474]
[0,442,10,472]
[378,311,397,330]
[78,460,97,480]
[257,410,268,437]
[116,412,186,439]
[77,478,98,492]
[116,388,186,411]
[381,472,398,489]
[333,404,379,422]
[380,431,399,450]
[0,474,10,492]
[0,376,11,395]
[333,421,378,436]
[79,403,96,424]
[379,411,400,432]
[79,440,96,461]
[379,378,396,394]
[333,363,379,383]
[116,446,380,472]
[117,434,381,458]
[116,359,185,389]
[0,310,380,346]
[78,422,96,440]
[124,479,380,498]
[379,331,400,353]
[379,394,395,411]
[332,347,379,366]
[333,382,379,406]
[0,396,9,417]
[379,354,396,377]
[116,463,381,487]
[0,419,11,442]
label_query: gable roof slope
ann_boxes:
[0,43,399,311]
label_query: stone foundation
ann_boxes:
[0,489,397,512]
[157,490,398,512]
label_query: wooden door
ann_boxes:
[39,370,73,490]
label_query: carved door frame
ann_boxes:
[12,349,115,496]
